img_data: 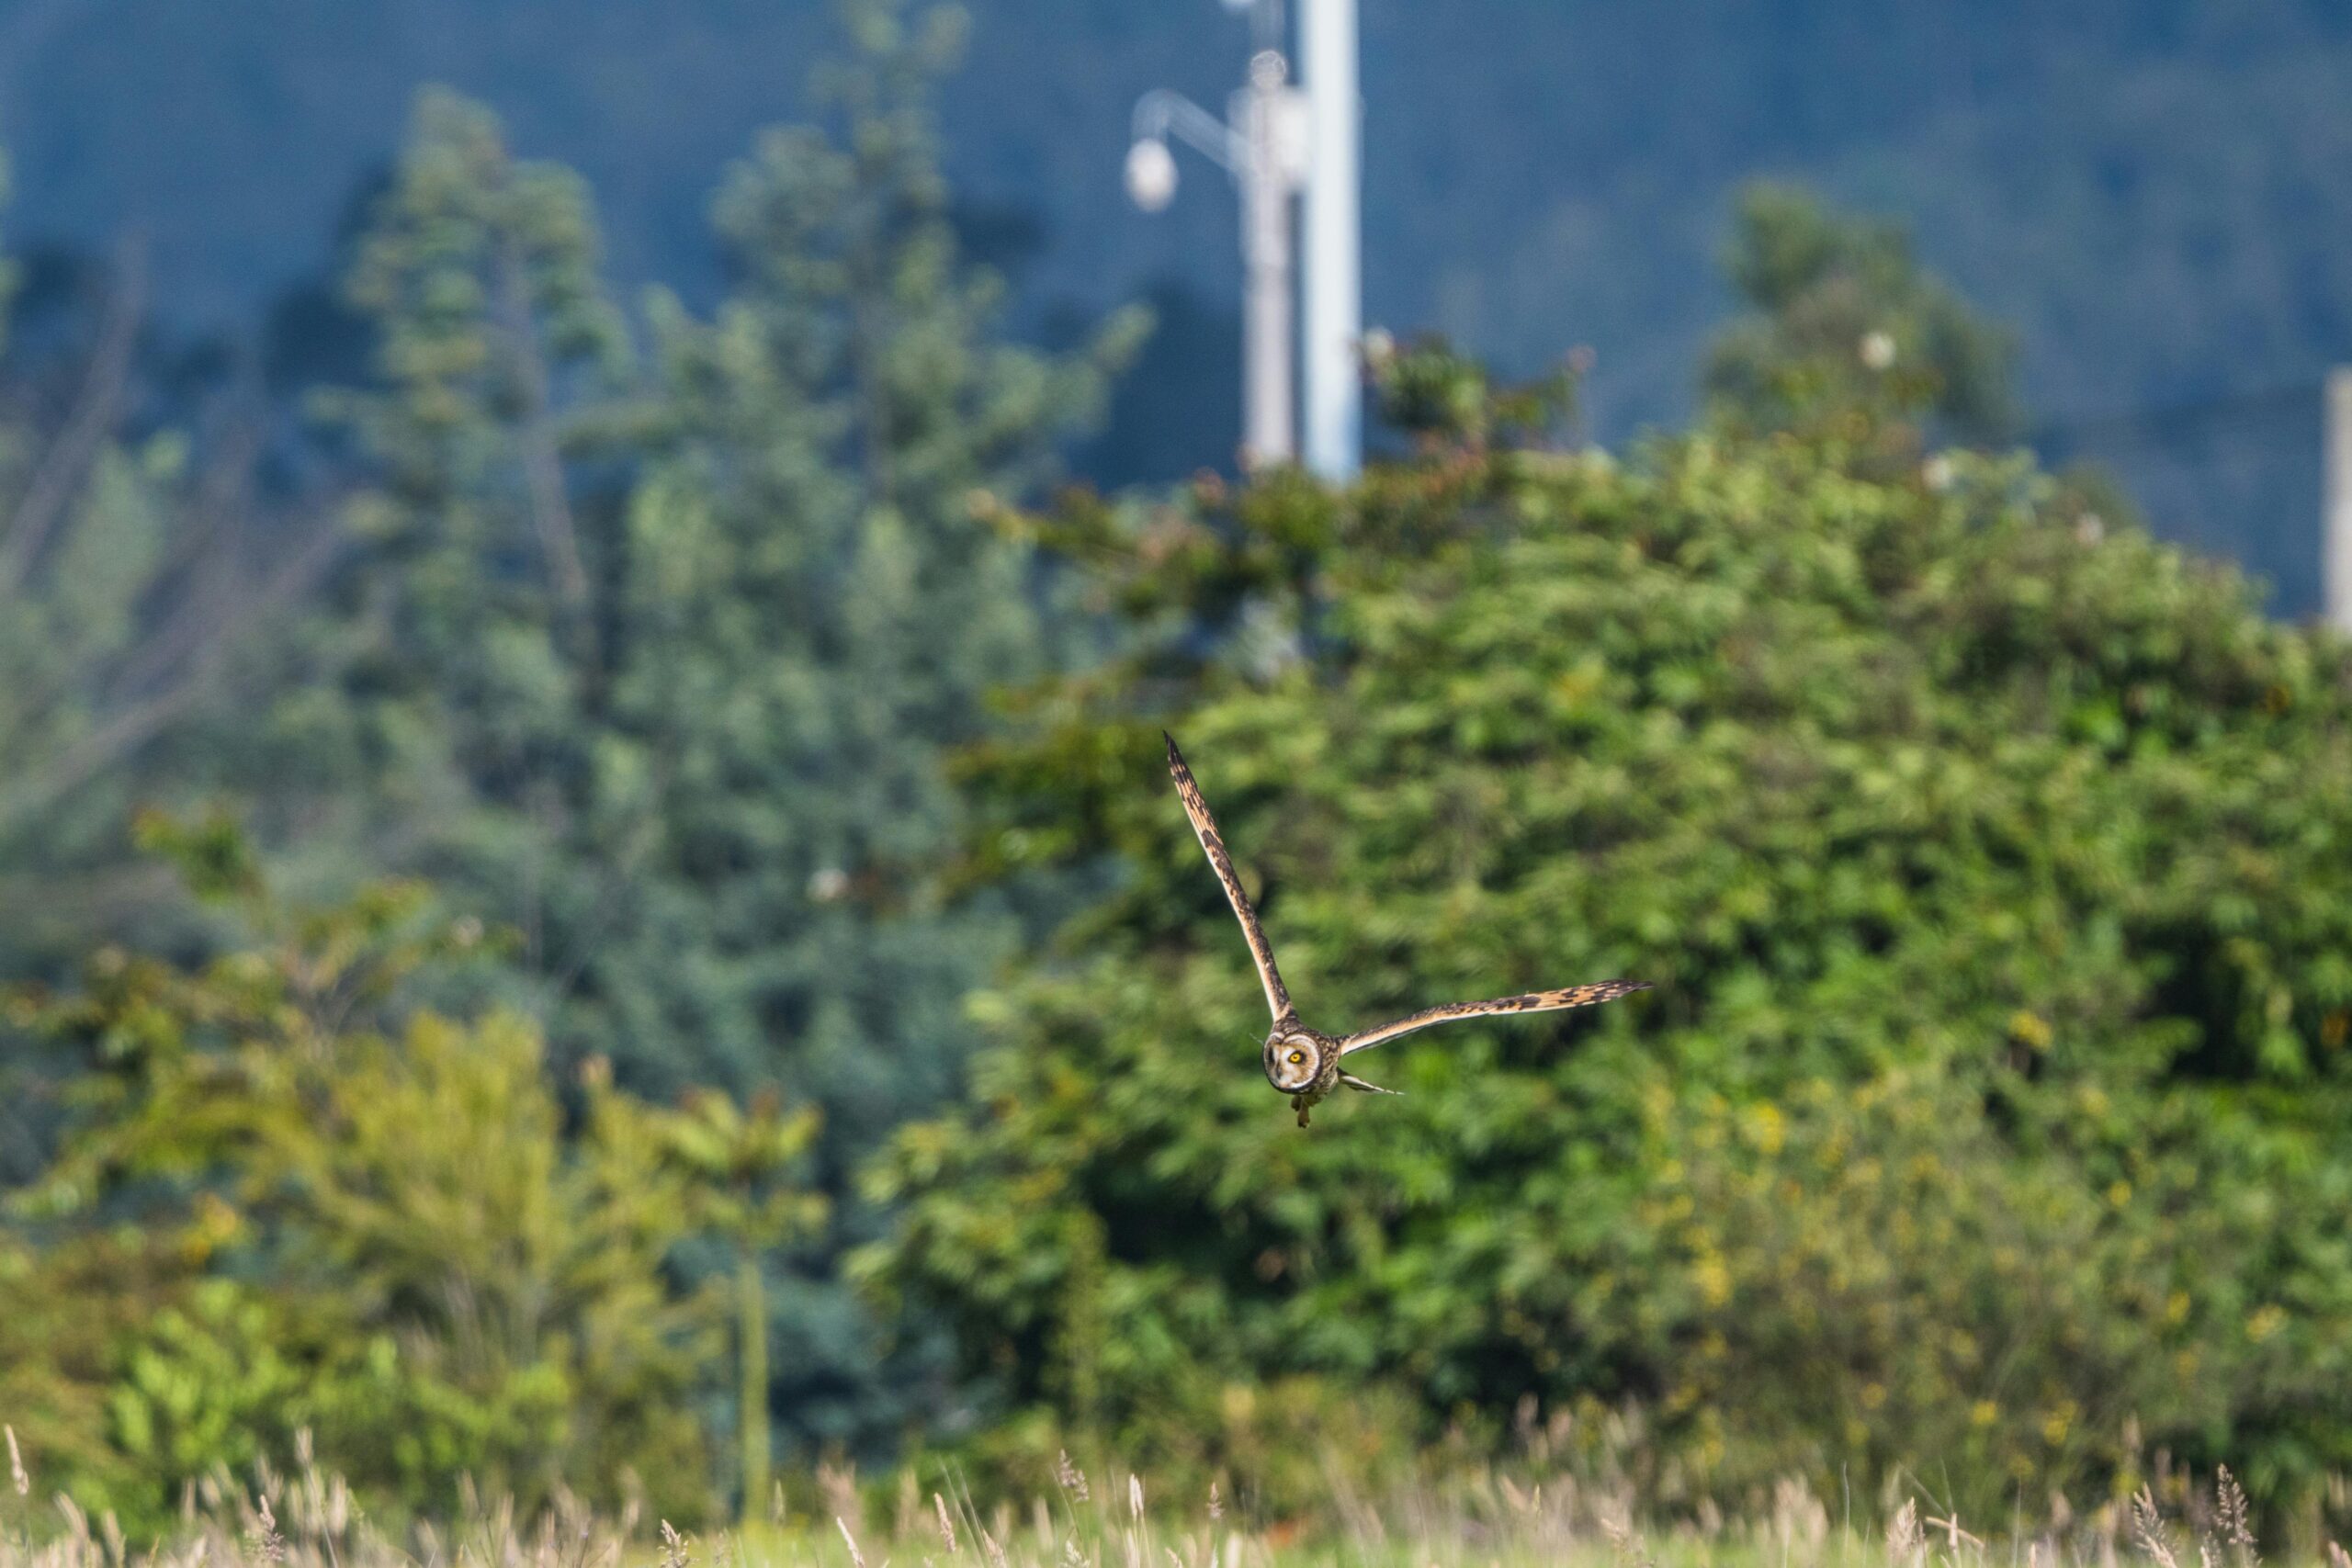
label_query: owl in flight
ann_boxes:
[1165,733,1650,1126]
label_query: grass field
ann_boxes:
[5,1430,2341,1568]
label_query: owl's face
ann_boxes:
[1263,1028,1327,1092]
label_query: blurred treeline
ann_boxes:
[5,0,2352,1549]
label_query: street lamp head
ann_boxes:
[1125,137,1178,212]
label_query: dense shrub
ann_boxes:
[1,836,733,1531]
[865,392,2352,1524]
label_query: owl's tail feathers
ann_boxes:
[1339,1071,1400,1095]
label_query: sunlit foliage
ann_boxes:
[224,0,1139,1459]
[866,355,2352,1522]
[1,818,819,1532]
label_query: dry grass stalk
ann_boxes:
[245,1496,284,1566]
[1926,1512,1985,1551]
[1887,1498,1924,1563]
[2215,1469,2257,1565]
[5,1427,26,1498]
[1600,1505,1657,1568]
[934,1493,959,1555]
[2133,1489,2181,1568]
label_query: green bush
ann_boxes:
[1,846,746,1532]
[864,386,2352,1525]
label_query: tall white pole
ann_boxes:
[1238,53,1295,469]
[1300,0,1361,481]
[2328,368,2352,631]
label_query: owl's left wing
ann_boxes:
[1337,980,1649,1056]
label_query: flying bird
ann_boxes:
[1163,733,1649,1126]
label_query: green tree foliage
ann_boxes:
[864,358,2352,1525]
[0,818,827,1531]
[605,0,1141,1111]
[594,2,1135,1442]
[248,84,631,940]
[1704,183,2019,451]
[232,0,1139,1462]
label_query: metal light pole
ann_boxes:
[1300,0,1361,480]
[1127,0,1359,479]
[1128,48,1308,469]
[2328,367,2352,632]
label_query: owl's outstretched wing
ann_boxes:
[1164,732,1295,1024]
[1337,980,1649,1056]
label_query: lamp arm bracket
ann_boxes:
[1131,89,1250,175]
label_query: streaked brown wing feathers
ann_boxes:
[1338,979,1648,1055]
[1164,733,1295,1024]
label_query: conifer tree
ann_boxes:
[239,2,1139,1459]
[254,87,634,961]
[588,0,1140,1448]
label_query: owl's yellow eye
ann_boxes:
[1287,1050,1305,1065]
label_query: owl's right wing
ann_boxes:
[1164,732,1295,1025]
[1337,980,1649,1055]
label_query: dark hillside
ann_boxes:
[4,2,2348,598]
